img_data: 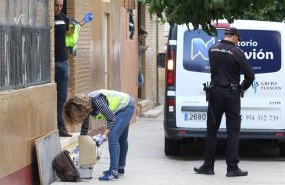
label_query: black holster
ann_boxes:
[203,82,216,124]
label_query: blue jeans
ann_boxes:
[55,60,69,129]
[108,97,135,172]
[138,71,144,88]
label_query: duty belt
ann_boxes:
[212,84,238,91]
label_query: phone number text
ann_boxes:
[241,114,279,122]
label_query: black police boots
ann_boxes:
[194,165,215,175]
[226,167,248,177]
[59,127,72,137]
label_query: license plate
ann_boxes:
[184,112,207,121]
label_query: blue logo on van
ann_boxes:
[183,29,281,74]
[252,80,259,94]
[191,38,215,60]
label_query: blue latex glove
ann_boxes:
[96,135,107,147]
[84,12,93,23]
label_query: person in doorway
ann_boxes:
[194,27,255,177]
[138,26,149,98]
[63,89,135,181]
[54,0,73,137]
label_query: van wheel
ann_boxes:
[279,142,285,157]
[165,137,180,155]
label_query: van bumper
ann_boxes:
[164,120,285,141]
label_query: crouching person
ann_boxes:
[63,89,135,181]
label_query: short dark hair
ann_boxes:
[139,26,148,36]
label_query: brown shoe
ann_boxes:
[59,127,72,137]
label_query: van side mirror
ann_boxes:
[157,53,166,68]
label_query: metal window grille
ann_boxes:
[0,0,50,91]
[121,0,136,10]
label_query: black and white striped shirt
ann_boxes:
[80,95,117,135]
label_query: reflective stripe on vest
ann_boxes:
[90,90,129,120]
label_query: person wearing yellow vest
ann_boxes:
[63,89,135,181]
[65,12,93,56]
[65,23,81,56]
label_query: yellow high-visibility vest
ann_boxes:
[66,23,81,53]
[88,90,129,120]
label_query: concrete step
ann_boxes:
[138,99,154,114]
[60,132,80,153]
[141,109,163,118]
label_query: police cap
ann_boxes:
[224,27,241,41]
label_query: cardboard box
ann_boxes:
[72,136,100,179]
[78,136,99,166]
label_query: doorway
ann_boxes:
[103,13,111,89]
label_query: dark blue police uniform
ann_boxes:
[194,27,255,177]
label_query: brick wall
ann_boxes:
[50,0,55,83]
[50,0,92,93]
[64,1,138,132]
[140,5,166,106]
[66,0,92,96]
[63,0,92,132]
[121,0,136,9]
[140,5,156,103]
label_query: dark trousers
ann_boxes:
[55,60,70,129]
[203,90,241,170]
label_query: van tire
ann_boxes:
[279,142,285,157]
[165,137,180,155]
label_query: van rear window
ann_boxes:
[183,29,281,74]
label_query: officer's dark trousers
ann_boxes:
[203,90,241,170]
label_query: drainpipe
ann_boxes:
[156,19,159,106]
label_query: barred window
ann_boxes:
[121,0,136,10]
[0,0,50,91]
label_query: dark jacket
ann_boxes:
[208,40,255,91]
[54,12,69,61]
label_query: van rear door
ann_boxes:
[175,20,285,132]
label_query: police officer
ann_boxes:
[194,27,255,177]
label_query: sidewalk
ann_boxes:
[51,112,166,185]
[51,107,285,185]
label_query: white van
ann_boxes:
[159,20,285,156]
